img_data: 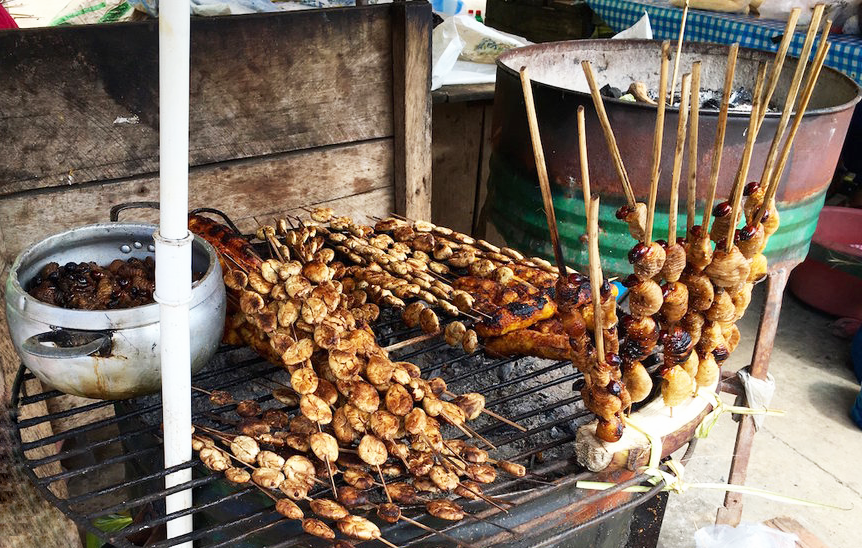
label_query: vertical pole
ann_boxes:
[157,0,193,544]
[392,0,432,221]
[716,267,791,526]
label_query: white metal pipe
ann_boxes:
[157,0,193,544]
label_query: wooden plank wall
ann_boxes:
[0,1,434,389]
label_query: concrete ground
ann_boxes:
[658,284,862,548]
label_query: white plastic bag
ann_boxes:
[431,15,531,90]
[613,11,653,40]
[694,523,799,548]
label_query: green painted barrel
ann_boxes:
[487,40,860,276]
[487,153,826,277]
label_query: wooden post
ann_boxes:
[392,0,433,221]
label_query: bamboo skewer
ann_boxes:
[756,7,802,132]
[577,106,591,213]
[755,23,832,225]
[384,331,440,352]
[702,43,739,231]
[443,390,527,431]
[757,5,825,194]
[519,66,568,276]
[669,73,692,243]
[726,63,768,252]
[646,41,671,245]
[686,62,701,233]
[587,195,604,361]
[668,0,690,105]
[581,61,636,206]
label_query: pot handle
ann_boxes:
[22,329,113,359]
[110,201,160,222]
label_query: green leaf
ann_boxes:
[93,513,133,533]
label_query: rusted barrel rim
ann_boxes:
[498,39,861,118]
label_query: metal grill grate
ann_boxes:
[11,309,664,548]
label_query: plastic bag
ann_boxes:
[613,11,653,40]
[49,1,136,25]
[694,523,798,548]
[431,15,530,90]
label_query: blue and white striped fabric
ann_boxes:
[587,0,862,85]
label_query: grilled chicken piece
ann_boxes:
[484,329,573,361]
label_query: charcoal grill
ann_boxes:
[9,301,681,547]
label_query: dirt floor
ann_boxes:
[658,284,861,548]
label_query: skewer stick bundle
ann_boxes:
[646,41,671,245]
[756,8,802,132]
[726,63,768,252]
[756,21,832,225]
[520,66,568,275]
[686,62,701,233]
[581,61,636,206]
[702,43,739,231]
[757,4,825,192]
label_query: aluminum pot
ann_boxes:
[5,223,226,399]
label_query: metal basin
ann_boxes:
[4,223,226,399]
[487,40,861,276]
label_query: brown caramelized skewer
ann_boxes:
[519,65,568,277]
[755,20,832,227]
[587,195,626,437]
[660,73,692,327]
[626,42,670,282]
[725,64,768,253]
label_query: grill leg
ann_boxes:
[715,267,791,525]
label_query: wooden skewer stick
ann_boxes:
[580,61,636,206]
[587,195,605,361]
[519,66,568,276]
[443,389,527,432]
[646,41,671,245]
[376,464,393,503]
[726,63,768,252]
[669,73,692,243]
[384,331,440,352]
[702,43,739,231]
[577,106,591,215]
[686,62,701,233]
[756,7,802,132]
[756,23,832,225]
[668,0,690,105]
[757,4,825,194]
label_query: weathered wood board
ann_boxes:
[0,7,395,196]
[0,139,393,263]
